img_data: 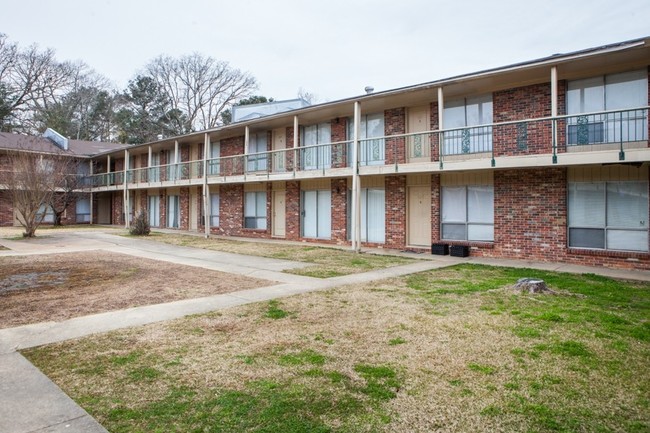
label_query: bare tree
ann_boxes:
[0,33,109,135]
[146,53,258,131]
[1,148,81,236]
[48,156,83,226]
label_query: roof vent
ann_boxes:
[364,86,374,95]
[43,128,69,150]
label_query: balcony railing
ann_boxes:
[82,107,648,188]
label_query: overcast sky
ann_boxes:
[1,0,649,103]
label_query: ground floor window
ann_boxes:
[441,185,494,241]
[302,190,331,239]
[210,194,220,227]
[244,191,266,229]
[568,181,648,251]
[167,195,179,228]
[148,195,160,227]
[37,204,54,223]
[75,198,91,223]
[348,188,385,243]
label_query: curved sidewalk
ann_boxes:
[1,230,649,433]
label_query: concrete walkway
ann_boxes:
[1,229,649,433]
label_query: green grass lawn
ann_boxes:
[24,264,650,432]
[145,232,414,278]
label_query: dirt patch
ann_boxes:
[0,251,272,328]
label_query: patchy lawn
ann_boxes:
[24,265,650,432]
[0,251,272,328]
[146,232,414,278]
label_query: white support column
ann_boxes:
[551,66,559,163]
[351,101,361,252]
[148,146,152,167]
[244,126,250,154]
[174,140,179,164]
[123,149,130,229]
[89,160,94,225]
[203,133,211,238]
[293,115,299,175]
[437,87,444,166]
[107,155,111,173]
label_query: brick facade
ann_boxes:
[385,175,406,248]
[385,108,406,164]
[286,181,301,240]
[331,178,348,243]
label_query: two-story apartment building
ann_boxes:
[3,37,649,270]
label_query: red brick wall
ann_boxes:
[331,118,348,168]
[215,184,243,235]
[331,178,348,243]
[112,192,124,226]
[180,187,189,230]
[159,189,167,228]
[385,175,406,248]
[220,136,245,175]
[493,83,552,156]
[430,102,440,161]
[286,181,300,240]
[0,191,13,226]
[385,108,406,165]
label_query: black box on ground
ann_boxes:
[431,243,449,255]
[450,245,470,257]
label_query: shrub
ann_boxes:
[129,210,150,236]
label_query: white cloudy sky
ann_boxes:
[1,0,649,102]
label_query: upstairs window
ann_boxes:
[567,70,648,145]
[301,123,332,170]
[443,95,493,155]
[348,113,385,166]
[248,132,268,172]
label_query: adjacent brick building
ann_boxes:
[2,38,650,271]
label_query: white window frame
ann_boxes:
[348,113,385,166]
[247,132,268,172]
[75,197,91,223]
[244,191,266,229]
[167,194,179,228]
[347,188,385,243]
[442,95,493,155]
[301,123,332,170]
[210,193,220,227]
[441,185,494,242]
[148,195,160,227]
[566,70,648,145]
[208,141,220,176]
[568,181,648,252]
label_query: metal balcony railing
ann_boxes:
[80,107,648,188]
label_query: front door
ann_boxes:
[408,185,431,246]
[407,105,431,162]
[272,190,286,237]
[272,128,286,173]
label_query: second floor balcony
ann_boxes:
[84,107,649,189]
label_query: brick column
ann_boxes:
[385,175,406,249]
[331,178,348,243]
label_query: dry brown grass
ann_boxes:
[147,232,413,277]
[23,265,650,432]
[0,251,271,328]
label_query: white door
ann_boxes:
[148,195,160,227]
[272,128,286,172]
[407,105,431,162]
[408,185,431,246]
[272,190,286,237]
[302,190,331,239]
